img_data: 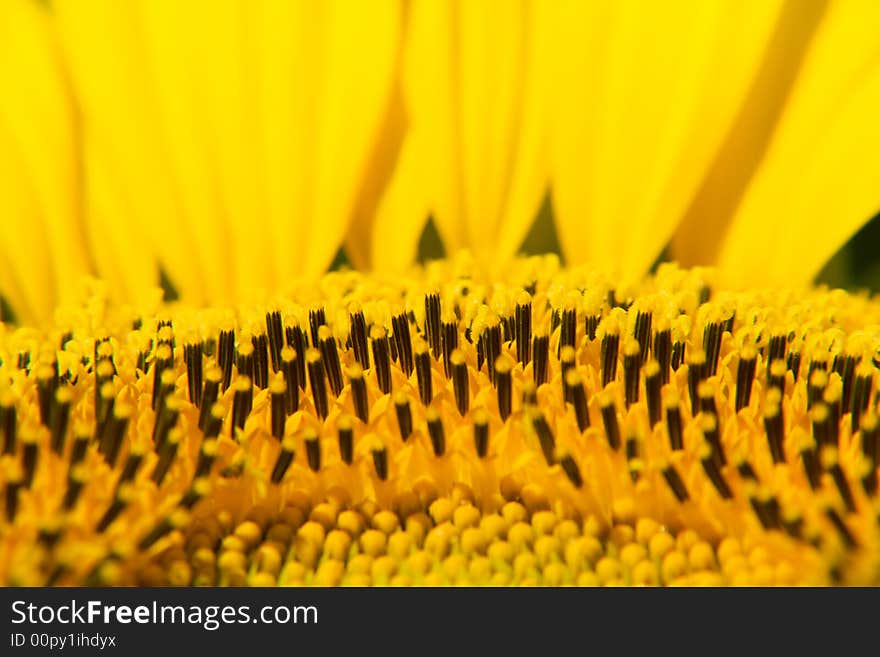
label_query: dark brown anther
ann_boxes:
[195,439,219,478]
[531,411,556,465]
[702,320,723,377]
[318,326,343,397]
[840,354,859,412]
[236,340,254,382]
[585,314,600,342]
[800,443,822,490]
[424,292,442,359]
[671,340,685,372]
[661,461,689,502]
[558,305,577,357]
[337,416,354,465]
[148,382,179,448]
[532,334,549,386]
[766,334,787,375]
[484,319,502,386]
[686,349,707,416]
[700,412,725,468]
[184,341,204,406]
[599,394,620,451]
[600,330,619,388]
[633,310,653,366]
[560,454,583,488]
[180,477,210,509]
[22,434,38,488]
[285,323,308,390]
[270,377,287,440]
[231,377,253,435]
[305,430,321,472]
[700,444,732,499]
[787,350,802,381]
[850,364,873,433]
[116,449,144,488]
[394,391,413,441]
[49,386,72,455]
[451,350,469,416]
[495,357,513,422]
[822,447,856,513]
[441,319,458,379]
[36,362,57,427]
[271,437,296,483]
[265,310,285,373]
[414,340,433,406]
[763,390,785,464]
[370,326,392,395]
[372,445,389,481]
[349,365,369,424]
[560,346,576,404]
[4,475,22,521]
[665,395,683,451]
[308,307,327,349]
[151,429,181,485]
[644,360,662,427]
[515,292,532,365]
[151,344,174,414]
[735,346,757,411]
[217,327,235,391]
[69,429,89,465]
[202,400,225,442]
[0,394,16,454]
[307,349,329,420]
[63,465,87,510]
[564,371,590,432]
[347,306,370,370]
[653,327,672,385]
[736,457,758,481]
[100,403,132,468]
[825,507,857,549]
[138,511,186,551]
[96,485,133,533]
[623,339,640,408]
[626,433,641,482]
[392,312,414,377]
[473,410,489,458]
[427,408,446,457]
[252,333,269,389]
[197,366,223,432]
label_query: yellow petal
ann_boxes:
[670,0,826,269]
[344,78,408,272]
[54,0,208,303]
[374,0,549,273]
[0,0,88,325]
[366,134,430,272]
[550,0,784,283]
[716,0,880,287]
[54,0,400,304]
[305,1,401,277]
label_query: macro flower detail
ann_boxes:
[2,0,880,590]
[1,258,878,586]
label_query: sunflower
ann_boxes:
[0,0,879,587]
